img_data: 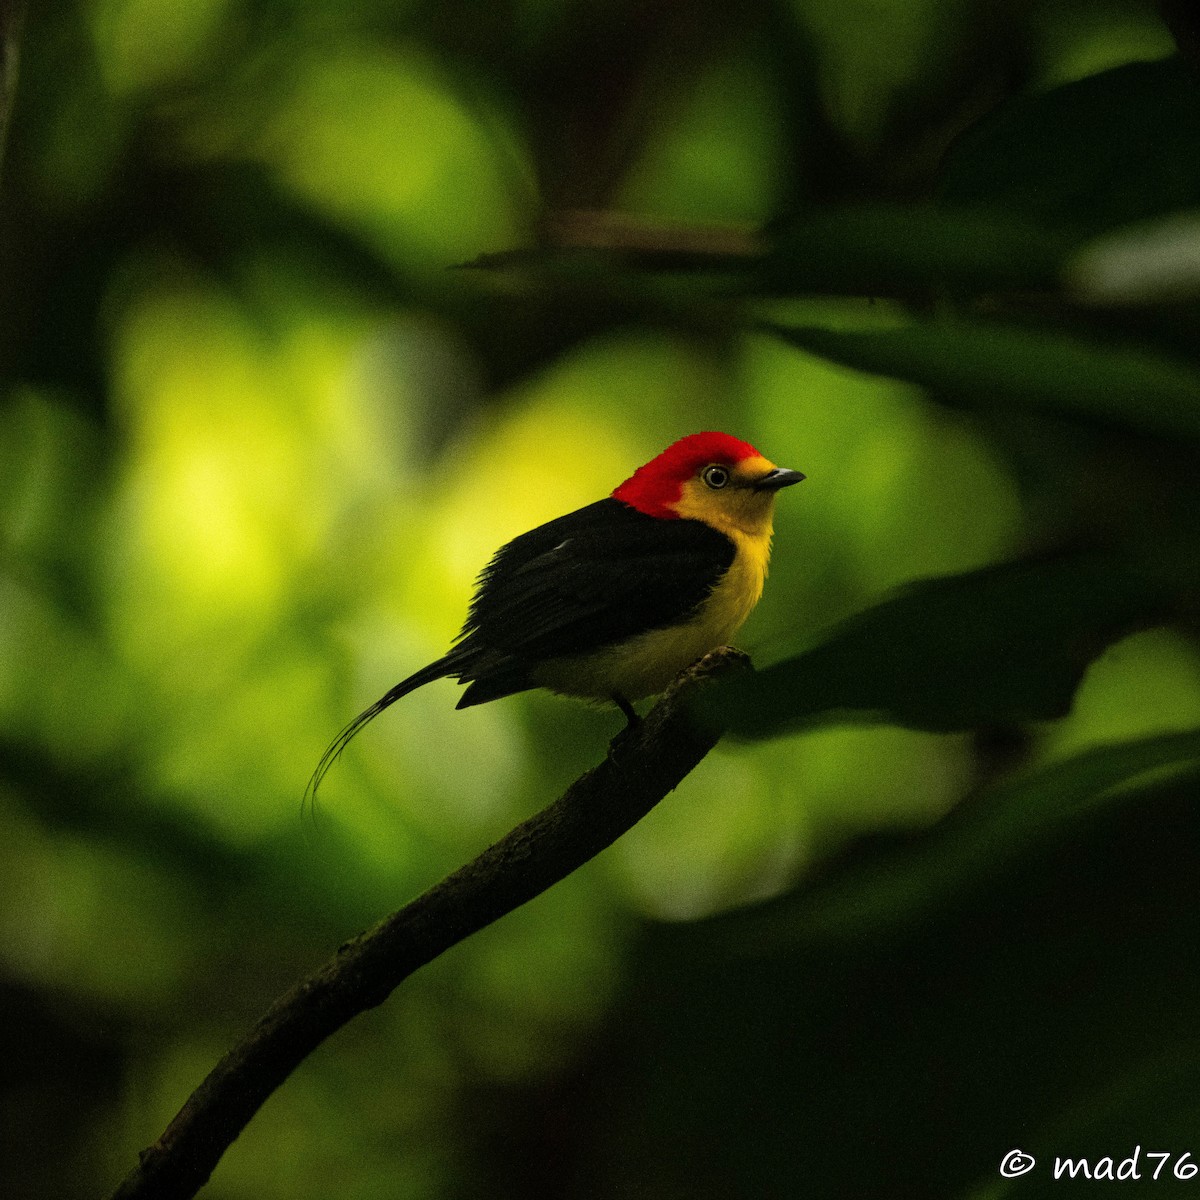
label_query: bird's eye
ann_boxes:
[702,464,730,489]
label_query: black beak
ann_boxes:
[754,467,805,491]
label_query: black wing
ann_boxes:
[456,498,735,663]
[307,500,732,794]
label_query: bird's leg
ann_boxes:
[612,693,640,726]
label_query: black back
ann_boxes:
[455,498,736,666]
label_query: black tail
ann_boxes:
[305,656,456,806]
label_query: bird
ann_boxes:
[308,431,803,797]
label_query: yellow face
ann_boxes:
[671,454,794,540]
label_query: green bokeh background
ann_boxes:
[3,1,1200,1197]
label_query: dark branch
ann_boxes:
[106,646,752,1200]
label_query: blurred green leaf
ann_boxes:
[703,552,1174,739]
[757,204,1076,296]
[939,56,1200,236]
[1068,209,1200,304]
[702,728,1200,950]
[762,317,1200,439]
[469,204,1076,300]
[588,755,1200,1200]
